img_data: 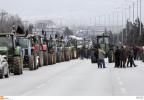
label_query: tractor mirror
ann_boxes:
[2,55,7,60]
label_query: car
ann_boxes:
[0,55,9,79]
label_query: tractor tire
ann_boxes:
[56,52,61,63]
[5,69,9,78]
[0,75,3,79]
[29,56,35,71]
[13,57,23,75]
[61,52,64,62]
[48,53,52,65]
[39,51,43,67]
[34,52,38,70]
[51,54,54,64]
[53,53,56,64]
[0,69,3,79]
[43,52,48,66]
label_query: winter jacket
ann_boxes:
[120,48,128,60]
[115,49,121,59]
[98,49,105,59]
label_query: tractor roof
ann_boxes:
[0,33,15,36]
[16,34,26,37]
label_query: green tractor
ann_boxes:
[0,33,23,75]
[47,38,57,65]
[16,35,39,70]
[55,37,65,63]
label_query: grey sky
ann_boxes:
[0,0,143,25]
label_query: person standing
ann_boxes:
[127,47,137,67]
[114,46,121,68]
[120,46,128,68]
[108,48,114,63]
[80,46,85,59]
[98,47,106,68]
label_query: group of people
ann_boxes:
[94,45,139,69]
[114,46,137,68]
[78,44,142,69]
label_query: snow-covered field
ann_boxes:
[0,59,144,96]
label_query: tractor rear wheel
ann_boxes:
[29,56,35,70]
[0,69,3,79]
[5,69,9,78]
[13,57,23,75]
[43,52,48,66]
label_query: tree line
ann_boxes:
[0,10,23,33]
[113,18,144,46]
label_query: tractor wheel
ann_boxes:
[51,54,53,64]
[29,56,35,71]
[53,53,56,64]
[43,52,48,66]
[5,69,9,78]
[34,52,38,70]
[61,52,64,62]
[0,75,3,79]
[48,53,52,65]
[39,51,43,67]
[0,69,3,79]
[13,57,23,75]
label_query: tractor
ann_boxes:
[40,35,49,66]
[32,34,49,67]
[47,38,57,65]
[0,33,23,75]
[16,35,39,70]
[55,36,65,63]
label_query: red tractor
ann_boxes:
[32,34,49,67]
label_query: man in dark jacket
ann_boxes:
[127,48,137,67]
[120,46,127,68]
[114,46,121,68]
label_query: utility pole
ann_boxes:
[129,5,131,21]
[109,14,111,31]
[104,15,106,28]
[125,8,128,43]
[122,8,124,45]
[113,13,115,45]
[117,10,119,44]
[140,0,142,36]
[99,16,101,26]
[133,2,135,23]
[137,0,139,18]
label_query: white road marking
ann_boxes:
[22,90,34,96]
[36,83,46,89]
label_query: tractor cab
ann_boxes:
[0,33,23,75]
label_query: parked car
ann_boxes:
[0,55,9,79]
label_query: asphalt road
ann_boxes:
[0,59,144,96]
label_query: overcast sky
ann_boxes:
[0,0,143,25]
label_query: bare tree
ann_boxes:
[0,10,23,33]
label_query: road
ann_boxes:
[0,59,144,96]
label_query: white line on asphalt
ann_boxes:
[120,88,127,94]
[22,90,34,96]
[36,83,47,89]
